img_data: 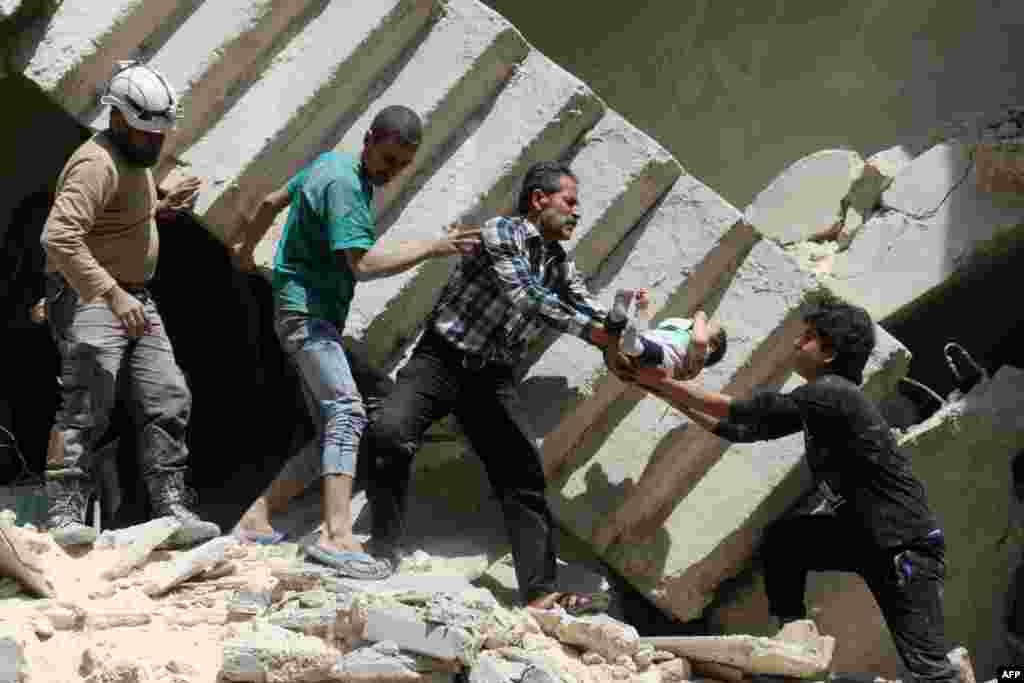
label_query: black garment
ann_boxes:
[763,516,956,683]
[713,373,939,549]
[712,372,954,683]
[366,328,557,603]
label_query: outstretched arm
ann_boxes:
[344,224,480,281]
[634,369,806,443]
[230,185,291,271]
[485,217,606,345]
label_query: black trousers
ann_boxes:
[365,329,557,603]
[762,515,957,683]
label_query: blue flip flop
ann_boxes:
[305,544,393,580]
[232,528,286,545]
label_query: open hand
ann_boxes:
[434,223,482,256]
[161,175,201,211]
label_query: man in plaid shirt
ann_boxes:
[366,161,624,613]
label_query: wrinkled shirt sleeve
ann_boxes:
[41,155,120,301]
[484,218,602,342]
[712,388,807,442]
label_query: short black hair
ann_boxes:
[803,296,875,385]
[706,326,728,367]
[369,105,422,146]
[517,161,576,215]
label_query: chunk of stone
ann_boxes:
[0,623,30,683]
[267,591,347,639]
[656,658,691,683]
[690,658,748,682]
[144,536,236,596]
[638,632,833,678]
[469,652,523,683]
[334,641,422,682]
[0,518,54,598]
[221,622,338,682]
[228,590,273,622]
[529,609,639,661]
[363,607,478,665]
[745,150,864,245]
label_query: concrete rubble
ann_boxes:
[0,512,850,683]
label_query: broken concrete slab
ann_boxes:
[346,48,605,368]
[221,621,339,682]
[100,516,181,580]
[143,535,236,596]
[638,631,834,679]
[334,641,423,682]
[744,149,863,245]
[529,610,640,662]
[189,0,443,241]
[519,174,748,481]
[866,146,915,182]
[363,607,478,665]
[228,589,274,622]
[826,141,1024,322]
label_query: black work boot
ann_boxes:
[45,468,98,547]
[144,470,220,548]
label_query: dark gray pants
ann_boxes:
[365,329,557,604]
[762,514,957,683]
[45,275,191,479]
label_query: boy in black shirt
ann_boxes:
[629,298,957,683]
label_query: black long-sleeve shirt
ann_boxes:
[712,373,940,549]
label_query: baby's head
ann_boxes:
[705,322,727,367]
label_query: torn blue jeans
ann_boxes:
[275,311,367,481]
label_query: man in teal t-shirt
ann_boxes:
[229,106,479,578]
[271,149,376,325]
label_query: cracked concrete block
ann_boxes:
[345,48,605,367]
[826,140,1024,322]
[363,608,478,665]
[221,621,339,683]
[551,238,908,622]
[15,0,196,117]
[745,150,864,245]
[267,591,347,639]
[0,623,29,683]
[519,174,747,481]
[866,145,915,180]
[187,0,443,241]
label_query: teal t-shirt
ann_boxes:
[272,151,376,325]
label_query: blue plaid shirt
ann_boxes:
[429,215,606,366]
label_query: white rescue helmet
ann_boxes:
[100,60,180,134]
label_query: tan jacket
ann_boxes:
[41,131,159,302]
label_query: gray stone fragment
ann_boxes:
[0,623,29,683]
[227,590,273,622]
[221,621,337,682]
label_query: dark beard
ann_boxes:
[108,127,163,167]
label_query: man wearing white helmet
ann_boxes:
[40,61,218,548]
